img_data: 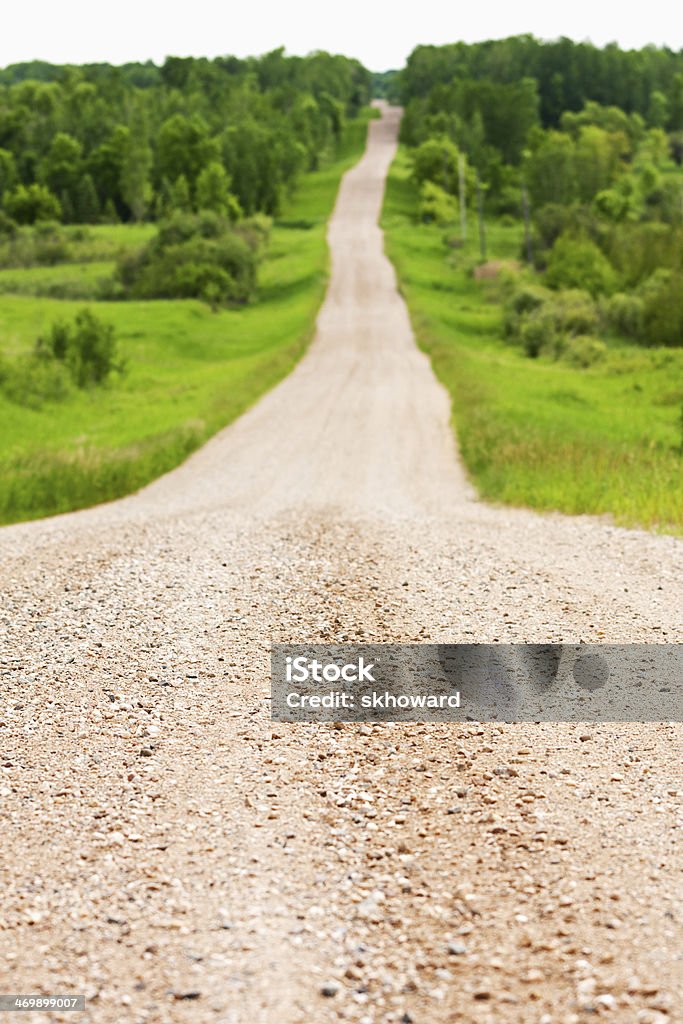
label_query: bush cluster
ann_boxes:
[504,282,604,364]
[545,232,617,297]
[117,211,267,307]
[505,264,683,357]
[600,270,683,346]
[0,221,71,269]
[0,309,123,408]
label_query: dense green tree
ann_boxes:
[574,126,624,202]
[647,90,669,129]
[87,126,127,213]
[221,122,282,214]
[195,161,241,219]
[74,173,100,223]
[3,183,61,223]
[156,114,219,189]
[40,132,83,198]
[0,148,17,194]
[546,233,617,296]
[120,109,153,221]
[170,175,191,213]
[668,73,683,131]
[411,137,462,195]
[0,49,370,224]
[526,132,577,206]
[418,181,457,224]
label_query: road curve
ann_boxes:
[0,104,681,1024]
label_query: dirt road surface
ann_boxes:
[1,105,681,1024]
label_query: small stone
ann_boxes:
[595,994,616,1010]
[448,942,467,956]
[139,747,153,757]
[321,982,339,997]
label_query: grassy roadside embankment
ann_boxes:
[382,148,683,533]
[0,112,374,525]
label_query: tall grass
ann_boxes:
[381,148,683,534]
[0,112,373,525]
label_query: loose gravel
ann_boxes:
[0,105,681,1024]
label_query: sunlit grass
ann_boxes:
[0,112,373,524]
[382,148,683,533]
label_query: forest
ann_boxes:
[395,37,683,351]
[0,50,370,223]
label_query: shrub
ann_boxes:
[0,210,18,238]
[3,184,62,224]
[0,223,71,268]
[234,213,272,252]
[37,309,123,388]
[562,334,607,367]
[533,203,574,253]
[530,203,603,265]
[637,268,673,303]
[117,211,259,305]
[602,292,644,339]
[519,310,557,357]
[504,281,599,359]
[546,232,617,296]
[1,309,122,408]
[32,233,70,266]
[65,225,92,242]
[411,137,461,194]
[553,289,599,335]
[606,223,681,287]
[502,282,550,338]
[419,181,457,225]
[0,353,72,408]
[504,285,545,346]
[491,185,522,218]
[640,272,683,347]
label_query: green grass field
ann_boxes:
[0,114,373,524]
[382,148,683,533]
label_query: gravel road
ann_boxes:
[0,104,681,1024]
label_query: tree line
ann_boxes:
[0,49,371,225]
[399,36,683,131]
[394,36,683,349]
[397,35,683,210]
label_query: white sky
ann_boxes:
[3,0,683,72]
